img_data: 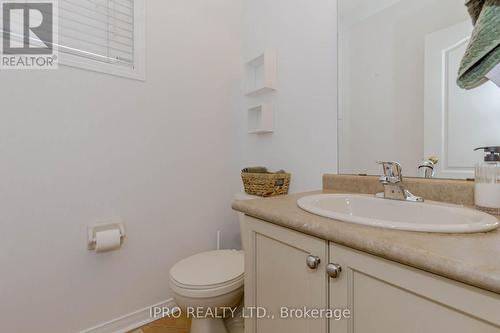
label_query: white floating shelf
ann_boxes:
[246,86,275,97]
[248,104,274,134]
[248,130,274,134]
[245,51,277,97]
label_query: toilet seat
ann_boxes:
[169,250,244,298]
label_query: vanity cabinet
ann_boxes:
[329,243,500,333]
[242,216,329,333]
[242,216,500,333]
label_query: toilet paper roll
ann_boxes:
[95,229,122,253]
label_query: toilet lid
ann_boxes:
[169,250,244,288]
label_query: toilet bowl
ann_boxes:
[169,193,258,333]
[169,250,244,333]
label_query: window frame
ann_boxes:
[58,0,146,81]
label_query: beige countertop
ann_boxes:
[232,190,500,295]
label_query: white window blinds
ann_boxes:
[58,0,135,67]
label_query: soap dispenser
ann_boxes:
[474,146,500,215]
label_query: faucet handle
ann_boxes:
[377,161,403,183]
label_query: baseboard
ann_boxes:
[79,298,177,333]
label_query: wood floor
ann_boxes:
[128,314,191,333]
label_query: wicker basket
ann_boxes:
[241,172,291,197]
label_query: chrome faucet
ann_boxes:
[418,157,438,178]
[376,161,423,202]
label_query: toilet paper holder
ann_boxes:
[88,221,126,251]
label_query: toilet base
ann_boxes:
[191,317,227,333]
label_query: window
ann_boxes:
[58,0,145,80]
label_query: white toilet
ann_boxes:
[169,193,257,333]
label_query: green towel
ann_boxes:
[242,167,268,173]
[241,167,288,174]
[457,0,500,89]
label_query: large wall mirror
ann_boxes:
[338,0,500,179]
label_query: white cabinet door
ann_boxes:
[329,243,500,333]
[242,216,329,333]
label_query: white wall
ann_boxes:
[0,1,241,332]
[235,0,338,192]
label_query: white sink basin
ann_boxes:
[297,194,499,233]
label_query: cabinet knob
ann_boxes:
[327,263,342,278]
[306,255,321,269]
